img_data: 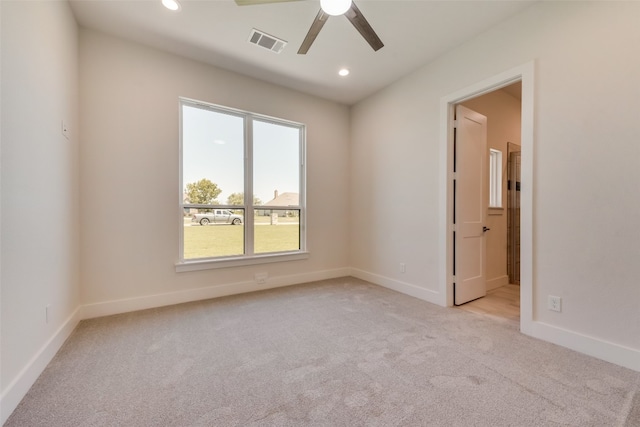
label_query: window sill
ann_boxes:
[488,207,504,216]
[175,251,310,272]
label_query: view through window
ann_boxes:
[489,148,502,208]
[180,99,305,262]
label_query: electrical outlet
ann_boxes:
[548,295,562,312]
[255,272,268,284]
[400,263,406,273]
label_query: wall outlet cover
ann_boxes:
[254,273,268,284]
[548,295,562,312]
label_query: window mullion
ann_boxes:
[299,126,307,252]
[245,117,255,256]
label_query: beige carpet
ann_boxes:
[6,277,640,426]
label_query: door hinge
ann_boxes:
[453,119,459,128]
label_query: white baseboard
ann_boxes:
[81,267,351,320]
[529,321,640,372]
[1,268,349,423]
[486,275,509,291]
[0,307,82,425]
[4,268,637,425]
[350,268,639,373]
[350,268,444,306]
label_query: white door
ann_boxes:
[454,105,488,305]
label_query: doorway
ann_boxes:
[438,62,534,333]
[454,83,521,320]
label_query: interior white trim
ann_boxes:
[3,265,638,425]
[438,61,535,333]
[1,268,347,423]
[81,267,350,319]
[350,268,441,306]
[486,275,509,291]
[175,251,310,272]
[0,307,82,425]
[531,322,640,372]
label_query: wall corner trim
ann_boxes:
[0,306,83,425]
[1,268,350,422]
[350,268,443,306]
[80,267,351,320]
[528,321,640,373]
[486,275,510,291]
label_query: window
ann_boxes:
[489,148,502,208]
[178,98,306,270]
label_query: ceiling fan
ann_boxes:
[235,0,384,54]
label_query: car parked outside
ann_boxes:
[192,209,243,226]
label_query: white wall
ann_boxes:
[1,0,80,421]
[350,1,640,366]
[3,4,640,423]
[79,30,350,314]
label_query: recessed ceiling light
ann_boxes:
[162,0,181,11]
[338,68,350,77]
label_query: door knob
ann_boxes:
[483,226,491,232]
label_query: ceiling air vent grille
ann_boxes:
[248,29,287,54]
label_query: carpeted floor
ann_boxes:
[5,277,640,426]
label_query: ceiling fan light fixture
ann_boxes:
[320,0,352,16]
[161,0,181,12]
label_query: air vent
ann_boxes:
[248,29,287,54]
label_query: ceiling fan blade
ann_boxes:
[235,0,301,6]
[344,2,384,52]
[297,9,329,55]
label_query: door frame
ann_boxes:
[438,61,534,334]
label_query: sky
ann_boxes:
[182,104,301,205]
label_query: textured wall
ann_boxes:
[350,1,640,353]
[79,30,350,305]
[1,0,80,411]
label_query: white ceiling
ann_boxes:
[69,0,535,105]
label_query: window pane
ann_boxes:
[254,209,300,254]
[183,105,244,206]
[253,120,300,207]
[183,208,245,259]
[182,105,245,260]
[489,149,502,208]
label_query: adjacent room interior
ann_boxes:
[2,0,640,424]
[455,82,522,323]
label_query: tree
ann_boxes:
[185,179,222,205]
[226,192,243,206]
[227,192,262,206]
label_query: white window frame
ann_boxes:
[176,98,308,272]
[489,148,502,208]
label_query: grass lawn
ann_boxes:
[183,223,300,259]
